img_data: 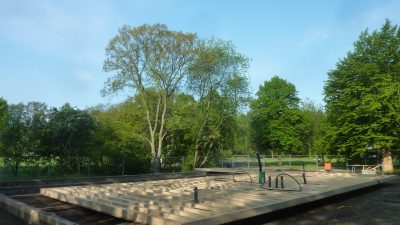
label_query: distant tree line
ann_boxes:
[0,21,398,176]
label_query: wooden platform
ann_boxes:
[40,171,397,225]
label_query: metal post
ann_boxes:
[302,172,307,184]
[275,176,279,188]
[193,187,199,203]
[256,151,263,173]
[268,176,271,187]
[280,176,284,189]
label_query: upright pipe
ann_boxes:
[193,187,199,203]
[256,151,262,173]
[256,151,265,184]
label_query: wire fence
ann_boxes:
[217,154,400,172]
[218,155,348,170]
[0,156,185,181]
[0,154,399,181]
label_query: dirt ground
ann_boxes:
[1,176,399,225]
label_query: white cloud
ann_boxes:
[298,28,330,48]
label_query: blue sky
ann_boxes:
[1,0,399,109]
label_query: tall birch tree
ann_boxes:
[102,24,199,172]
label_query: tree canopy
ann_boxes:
[324,20,400,172]
[187,39,250,167]
[250,76,310,155]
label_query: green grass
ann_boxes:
[222,156,348,171]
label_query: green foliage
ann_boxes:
[0,98,8,153]
[300,99,325,156]
[164,93,196,157]
[89,100,151,174]
[0,98,7,132]
[220,149,234,158]
[250,76,309,155]
[233,114,251,155]
[0,102,48,176]
[43,104,95,174]
[187,39,250,167]
[324,20,400,162]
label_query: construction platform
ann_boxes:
[37,170,397,225]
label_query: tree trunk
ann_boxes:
[151,156,160,173]
[14,160,19,177]
[77,157,80,176]
[382,149,393,173]
[154,93,168,173]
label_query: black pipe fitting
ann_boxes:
[193,186,199,203]
[256,151,263,173]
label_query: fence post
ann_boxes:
[289,155,291,167]
[181,156,184,172]
[122,158,125,176]
[88,158,91,177]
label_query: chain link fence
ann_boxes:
[0,156,186,181]
[218,155,345,170]
[217,154,400,172]
[1,154,399,181]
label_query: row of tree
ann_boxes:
[0,92,322,176]
[1,21,398,175]
[251,21,400,172]
[0,101,96,176]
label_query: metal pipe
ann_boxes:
[256,151,262,173]
[193,187,199,203]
